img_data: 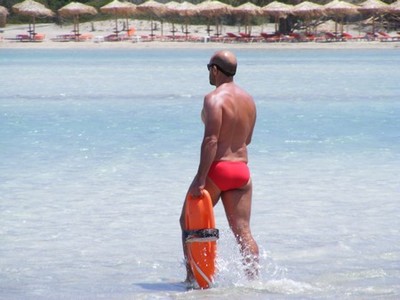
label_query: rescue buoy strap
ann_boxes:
[184,228,219,243]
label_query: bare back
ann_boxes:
[202,82,256,163]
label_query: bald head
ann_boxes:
[209,50,237,77]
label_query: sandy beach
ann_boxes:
[1,19,399,49]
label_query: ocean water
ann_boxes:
[0,47,399,299]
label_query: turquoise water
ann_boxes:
[1,48,399,299]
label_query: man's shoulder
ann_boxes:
[204,87,226,101]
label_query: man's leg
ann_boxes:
[221,179,259,279]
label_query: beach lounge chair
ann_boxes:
[114,27,136,41]
[187,35,203,43]
[305,33,316,42]
[77,33,93,41]
[52,34,74,42]
[104,33,122,41]
[288,32,305,42]
[315,32,344,42]
[341,32,367,42]
[260,32,282,42]
[378,32,400,42]
[209,35,224,43]
[224,32,240,43]
[365,32,378,41]
[137,35,153,42]
[16,33,45,42]
[324,32,342,42]
[165,34,181,41]
[33,33,45,42]
[239,33,251,42]
[239,32,261,43]
[104,27,135,42]
[341,32,354,41]
[16,34,30,41]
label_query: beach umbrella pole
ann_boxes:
[335,16,338,34]
[341,16,344,34]
[206,21,211,36]
[151,18,154,40]
[115,15,118,37]
[73,16,77,39]
[372,14,376,38]
[185,19,189,39]
[74,15,80,41]
[28,21,32,38]
[31,16,36,39]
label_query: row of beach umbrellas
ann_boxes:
[2,0,400,39]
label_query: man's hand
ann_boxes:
[188,176,205,198]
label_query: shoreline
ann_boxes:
[1,21,399,50]
[2,40,399,50]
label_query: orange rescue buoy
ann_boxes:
[184,190,218,289]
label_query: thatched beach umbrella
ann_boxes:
[358,0,389,36]
[231,2,262,35]
[58,2,97,41]
[358,0,389,12]
[292,1,325,33]
[388,0,400,29]
[171,1,199,39]
[197,0,232,36]
[262,1,293,33]
[173,1,199,17]
[0,5,8,28]
[324,0,359,34]
[101,0,137,38]
[137,0,168,38]
[232,2,261,16]
[292,1,325,18]
[164,1,181,37]
[12,0,54,39]
[137,0,167,18]
[389,0,400,13]
[197,0,231,16]
[0,5,8,16]
[165,1,180,10]
[325,0,359,15]
[383,0,399,33]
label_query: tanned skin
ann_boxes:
[180,50,259,284]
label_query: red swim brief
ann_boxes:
[208,161,250,192]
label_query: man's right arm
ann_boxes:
[189,94,222,197]
[197,94,222,181]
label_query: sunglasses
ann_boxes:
[207,63,234,77]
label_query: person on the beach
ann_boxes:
[180,50,259,283]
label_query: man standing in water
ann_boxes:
[180,50,259,283]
